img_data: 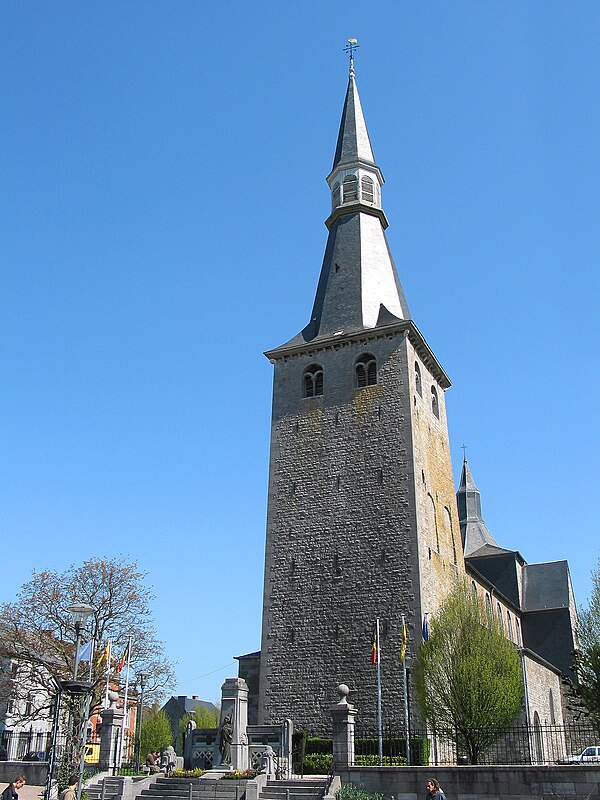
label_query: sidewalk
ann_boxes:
[16,787,45,800]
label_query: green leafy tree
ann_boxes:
[413,582,523,764]
[141,706,173,756]
[178,703,220,751]
[570,558,600,730]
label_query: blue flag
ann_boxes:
[422,614,429,642]
[78,640,93,662]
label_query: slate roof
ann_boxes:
[522,561,571,611]
[332,67,376,170]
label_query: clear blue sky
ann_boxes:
[2,2,599,704]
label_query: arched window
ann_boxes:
[431,385,439,418]
[332,181,340,209]
[303,364,323,398]
[515,617,522,646]
[415,362,422,396]
[549,689,556,724]
[496,602,504,630]
[361,175,374,203]
[471,580,478,598]
[485,593,492,615]
[355,354,377,388]
[427,493,439,552]
[444,506,457,564]
[507,611,514,641]
[342,174,358,202]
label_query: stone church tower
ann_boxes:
[258,60,464,734]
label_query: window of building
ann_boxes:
[549,689,556,724]
[303,364,323,397]
[444,506,457,564]
[471,580,478,598]
[342,174,358,202]
[507,611,514,641]
[427,493,439,552]
[431,385,439,418]
[10,663,18,679]
[332,181,340,209]
[485,593,492,615]
[25,693,33,716]
[415,362,422,396]
[496,602,504,630]
[355,354,377,388]
[515,618,521,646]
[361,175,374,203]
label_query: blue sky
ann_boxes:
[1,2,599,704]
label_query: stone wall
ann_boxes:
[336,764,600,800]
[258,326,461,734]
[0,761,48,786]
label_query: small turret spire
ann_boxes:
[457,458,501,556]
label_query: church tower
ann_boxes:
[258,57,464,734]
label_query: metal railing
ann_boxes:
[353,722,600,766]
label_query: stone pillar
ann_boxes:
[218,678,249,771]
[330,684,356,770]
[99,691,124,773]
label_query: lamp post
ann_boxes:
[135,672,149,771]
[64,602,95,800]
[66,603,95,679]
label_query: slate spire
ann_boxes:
[295,60,411,345]
[457,459,501,556]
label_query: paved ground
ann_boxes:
[14,786,45,800]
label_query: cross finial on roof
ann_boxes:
[461,444,468,463]
[343,38,359,77]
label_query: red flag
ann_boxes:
[371,625,377,665]
[114,642,129,674]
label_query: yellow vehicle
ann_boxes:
[84,743,100,764]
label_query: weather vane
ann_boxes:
[344,38,359,74]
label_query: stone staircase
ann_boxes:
[85,775,330,800]
[259,777,330,800]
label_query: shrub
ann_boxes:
[303,753,332,774]
[306,737,333,754]
[354,755,407,766]
[336,787,385,800]
[171,768,205,778]
[221,769,257,780]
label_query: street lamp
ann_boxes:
[66,603,95,679]
[135,672,149,771]
[64,602,95,800]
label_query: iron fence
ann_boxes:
[354,722,600,766]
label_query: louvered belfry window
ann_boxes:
[303,364,324,398]
[332,182,341,209]
[361,175,374,203]
[355,354,377,388]
[342,174,358,202]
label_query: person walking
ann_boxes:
[425,779,447,800]
[59,775,78,800]
[1,776,26,800]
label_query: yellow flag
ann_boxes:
[96,642,110,669]
[400,620,407,662]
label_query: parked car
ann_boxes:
[564,746,600,764]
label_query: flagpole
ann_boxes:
[376,618,383,766]
[402,615,410,766]
[88,639,95,682]
[118,636,133,768]
[104,641,112,709]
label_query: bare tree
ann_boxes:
[0,556,175,724]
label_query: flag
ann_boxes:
[400,619,407,662]
[422,613,429,642]
[78,640,93,662]
[114,642,129,674]
[370,624,378,665]
[96,642,110,669]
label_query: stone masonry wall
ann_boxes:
[258,327,463,734]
